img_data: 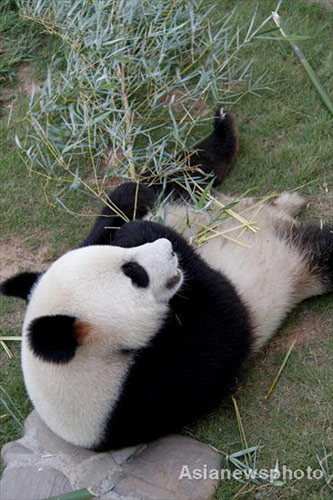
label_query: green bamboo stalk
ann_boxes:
[46,487,97,500]
[272,11,333,115]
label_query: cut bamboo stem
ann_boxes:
[47,487,97,500]
[272,11,333,115]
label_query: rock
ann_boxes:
[112,445,145,466]
[115,435,221,500]
[105,475,178,500]
[0,411,221,500]
[23,411,96,462]
[72,453,119,490]
[0,467,72,500]
[1,442,33,463]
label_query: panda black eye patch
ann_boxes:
[121,261,149,288]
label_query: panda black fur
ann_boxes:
[96,220,252,450]
[1,109,333,451]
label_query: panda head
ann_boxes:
[2,238,183,365]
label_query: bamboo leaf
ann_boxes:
[196,177,215,209]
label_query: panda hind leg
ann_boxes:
[270,191,307,218]
[187,107,237,187]
[278,220,333,302]
[267,192,331,300]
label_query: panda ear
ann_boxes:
[27,315,91,364]
[1,272,41,301]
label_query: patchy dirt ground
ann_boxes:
[274,312,333,351]
[0,62,40,117]
[0,240,52,281]
[16,63,40,95]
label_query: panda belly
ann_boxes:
[159,201,309,352]
[198,233,306,351]
[21,335,130,449]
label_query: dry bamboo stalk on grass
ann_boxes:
[264,339,296,400]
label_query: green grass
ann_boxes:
[191,296,333,499]
[202,1,333,498]
[0,95,93,251]
[1,0,332,497]
[0,298,29,446]
[218,0,333,207]
[0,0,40,87]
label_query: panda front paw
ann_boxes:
[213,107,234,133]
[107,183,156,220]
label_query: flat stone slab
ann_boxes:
[1,411,221,499]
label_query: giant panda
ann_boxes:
[1,109,332,452]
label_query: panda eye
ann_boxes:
[121,261,149,288]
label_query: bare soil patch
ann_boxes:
[271,312,332,353]
[0,63,40,116]
[0,239,52,281]
[16,63,41,95]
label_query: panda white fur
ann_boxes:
[2,109,332,451]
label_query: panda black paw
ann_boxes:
[80,183,156,247]
[213,107,234,135]
[107,182,156,220]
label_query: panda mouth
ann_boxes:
[166,269,182,289]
